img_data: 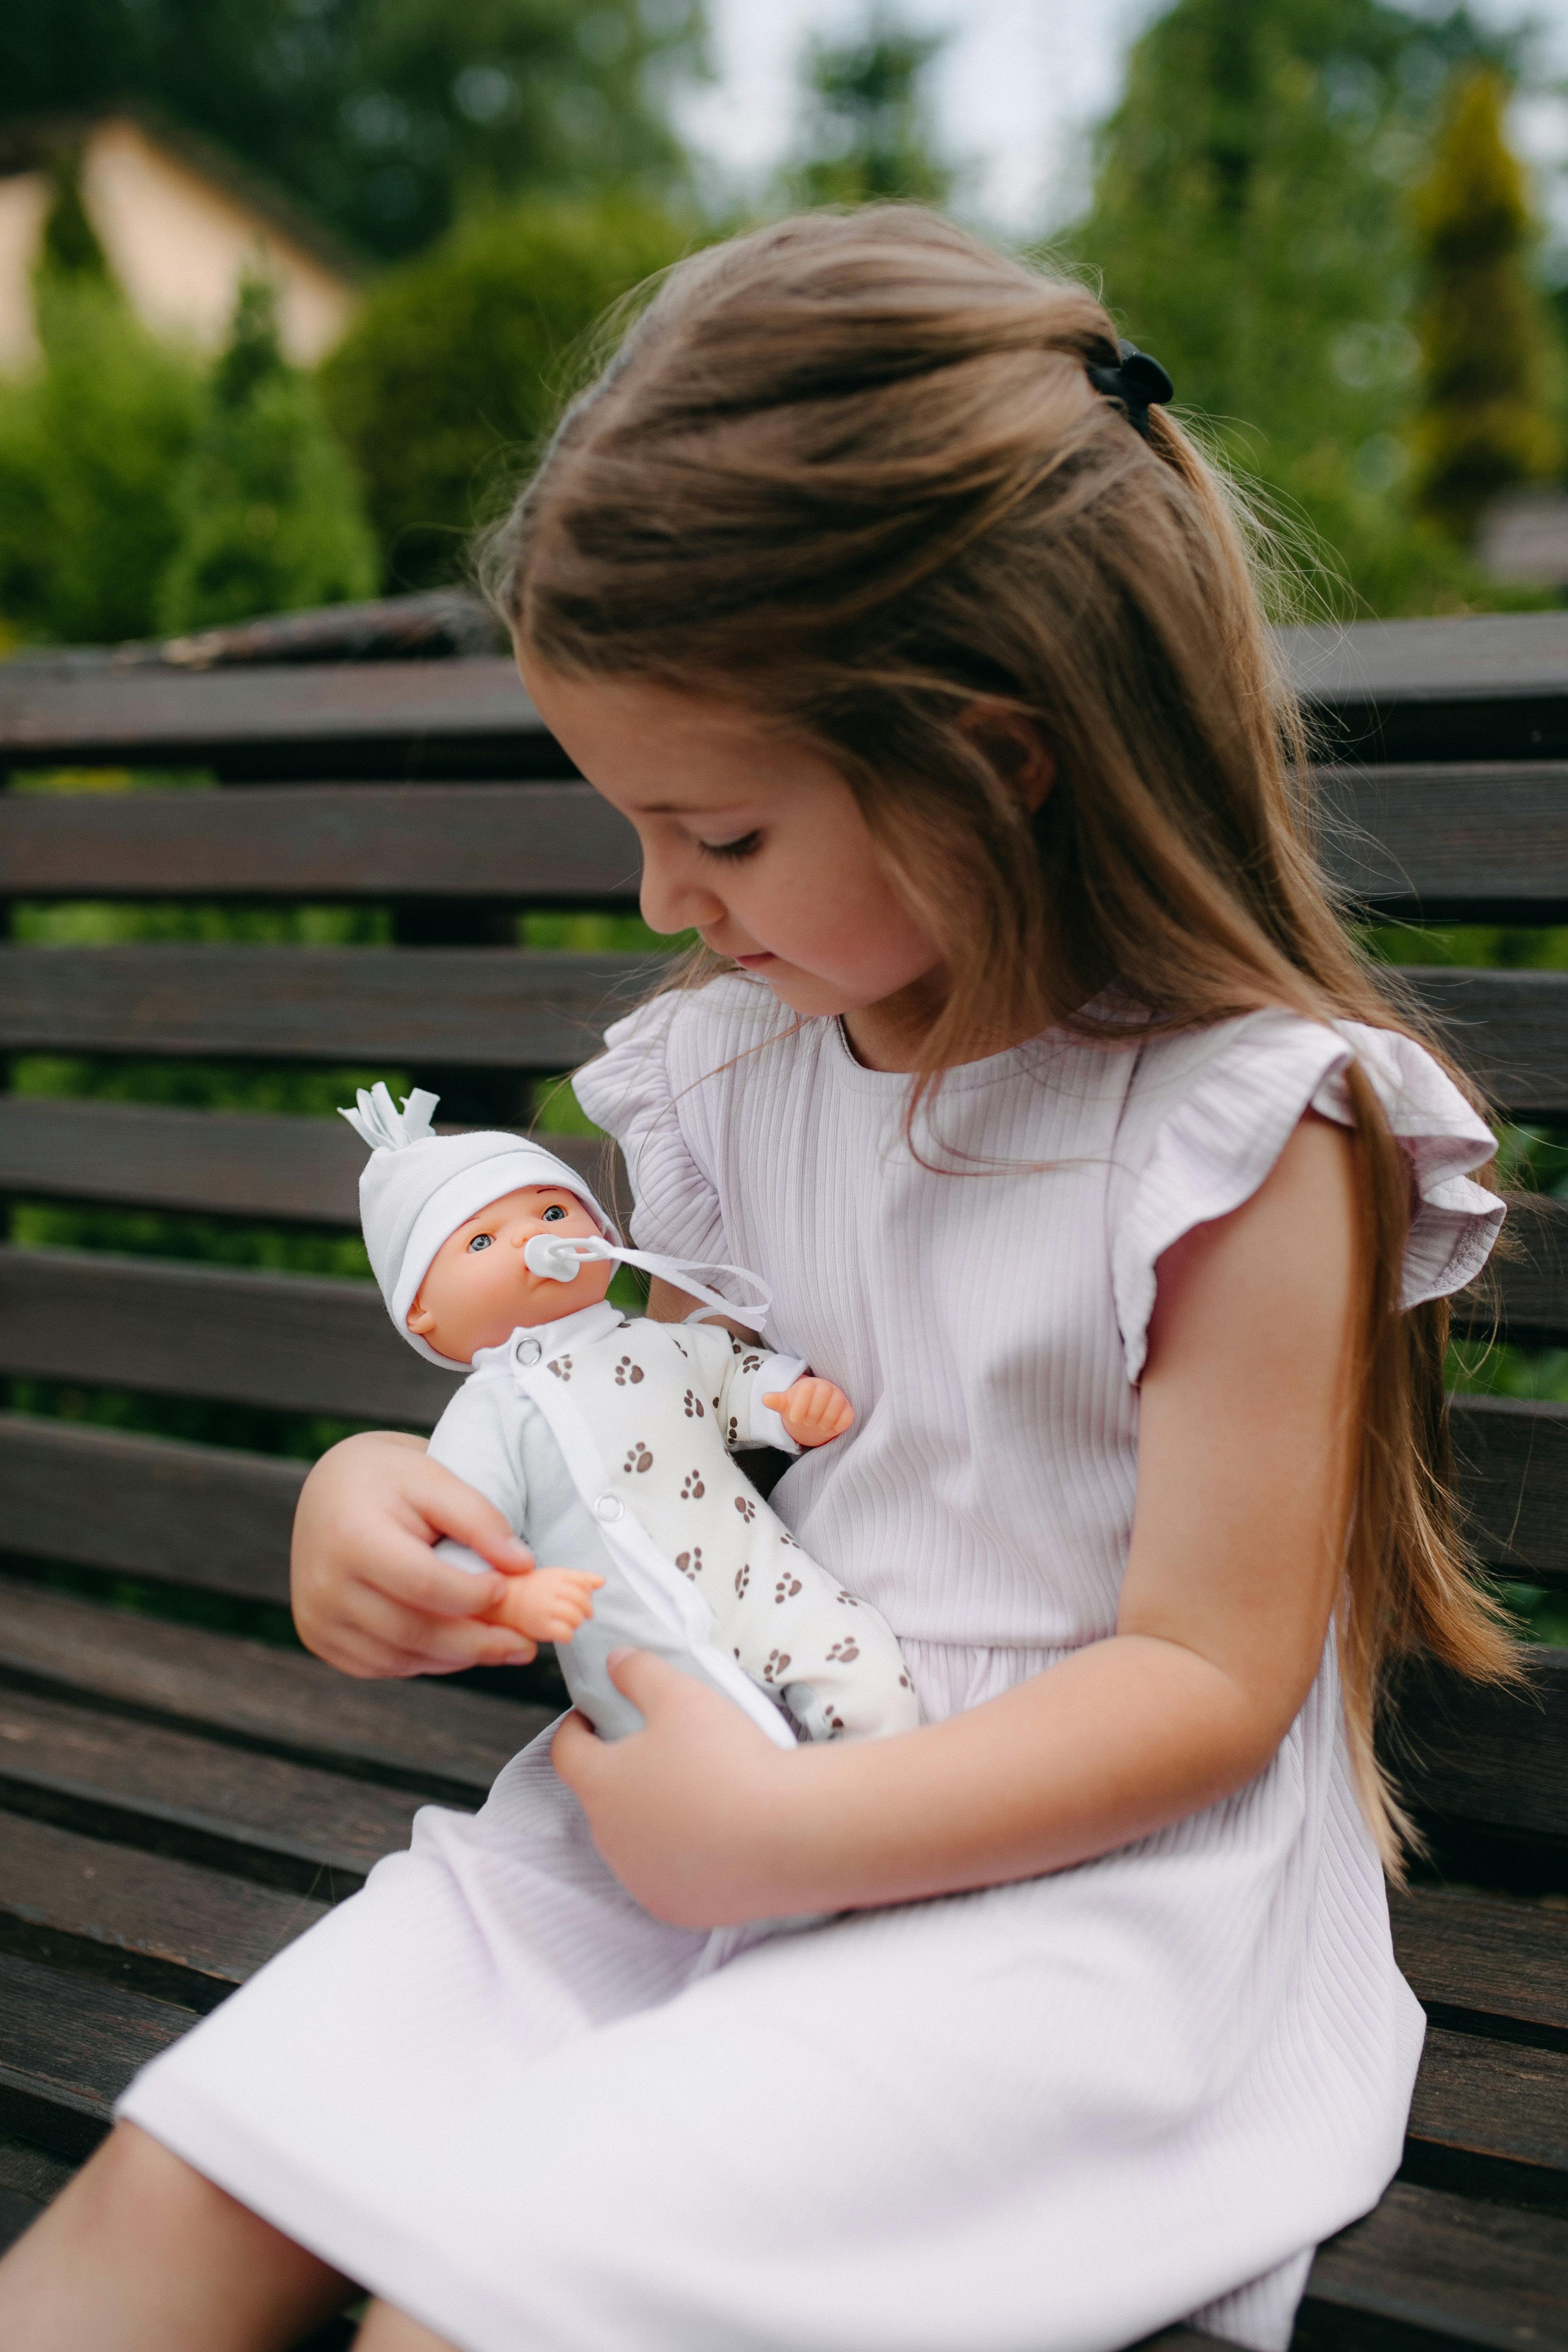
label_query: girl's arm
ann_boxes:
[553,1113,1360,1926]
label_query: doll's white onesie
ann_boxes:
[427,1296,918,1743]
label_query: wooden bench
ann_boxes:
[2,610,1567,2348]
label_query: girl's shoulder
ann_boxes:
[574,972,798,1142]
[1110,1006,1503,1382]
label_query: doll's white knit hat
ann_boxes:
[340,1084,615,1366]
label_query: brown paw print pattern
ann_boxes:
[675,1547,704,1580]
[834,1585,858,1603]
[622,1440,654,1474]
[734,1494,756,1524]
[680,1469,705,1500]
[762,1648,792,1685]
[546,1356,573,1381]
[826,1637,859,1663]
[780,1531,801,1550]
[823,1705,846,1736]
[734,1562,751,1598]
[613,1356,644,1387]
[726,1415,739,1445]
[774,1573,803,1605]
[682,1388,705,1418]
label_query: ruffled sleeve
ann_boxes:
[1110,1010,1504,1385]
[572,992,728,1266]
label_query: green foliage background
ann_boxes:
[318,196,700,592]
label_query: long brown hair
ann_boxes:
[481,205,1515,1869]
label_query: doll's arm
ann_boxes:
[683,1324,824,1454]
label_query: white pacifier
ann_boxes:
[523,1231,771,1326]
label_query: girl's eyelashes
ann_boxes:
[696,830,763,863]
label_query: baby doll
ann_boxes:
[341,1084,919,1747]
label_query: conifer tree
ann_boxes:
[1410,66,1560,542]
[157,277,377,634]
[786,9,952,209]
[39,151,111,283]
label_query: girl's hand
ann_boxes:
[766,1376,854,1448]
[291,1431,541,1680]
[551,1653,809,1927]
[485,1566,604,1652]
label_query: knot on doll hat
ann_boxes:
[339,1083,615,1367]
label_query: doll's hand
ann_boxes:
[765,1376,854,1449]
[485,1566,603,1650]
[291,1431,541,1680]
[551,1652,810,1927]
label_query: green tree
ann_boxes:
[1,0,708,264]
[1070,0,1518,614]
[785,8,952,209]
[318,194,697,592]
[1409,67,1560,543]
[0,280,200,645]
[156,277,377,634]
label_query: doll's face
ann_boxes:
[406,1186,612,1363]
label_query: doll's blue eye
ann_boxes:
[468,1233,493,1252]
[542,1204,567,1221]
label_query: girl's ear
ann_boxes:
[960,703,1056,814]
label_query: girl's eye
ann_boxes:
[542,1204,566,1222]
[467,1233,493,1253]
[696,831,762,863]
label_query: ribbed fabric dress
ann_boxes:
[117,976,1503,2352]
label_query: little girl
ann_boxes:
[2,209,1513,2352]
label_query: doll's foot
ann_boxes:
[485,1567,603,1646]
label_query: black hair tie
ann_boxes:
[1085,340,1174,441]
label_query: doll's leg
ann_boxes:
[0,2120,353,2352]
[355,2300,460,2352]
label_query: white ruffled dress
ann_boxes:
[118,982,1503,2352]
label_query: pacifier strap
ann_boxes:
[605,1242,770,1328]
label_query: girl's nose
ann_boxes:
[640,853,725,937]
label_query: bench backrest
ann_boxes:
[2,612,1567,1886]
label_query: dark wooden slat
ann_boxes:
[1402,967,1568,1124]
[1458,1195,1568,1351]
[1320,762,1568,922]
[1408,2026,1568,2203]
[1389,1647,1568,1852]
[0,1413,303,1603]
[0,1579,547,1802]
[0,1683,425,1893]
[7,616,1568,778]
[1285,611,1568,763]
[0,1812,327,2011]
[0,944,658,1066]
[1391,1885,1568,2044]
[0,656,560,782]
[0,783,640,902]
[0,1095,625,1231]
[0,2135,72,2258]
[1304,2181,1568,2352]
[0,1246,459,1424]
[0,1950,191,2157]
[1452,1395,1568,1589]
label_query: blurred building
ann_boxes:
[1478,490,1568,597]
[0,110,360,372]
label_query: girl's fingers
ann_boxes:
[347,1583,538,1671]
[363,1527,521,1622]
[403,1462,536,1577]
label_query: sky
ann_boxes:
[677,0,1568,243]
